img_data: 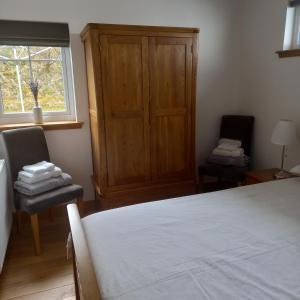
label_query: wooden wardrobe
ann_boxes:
[81,24,199,210]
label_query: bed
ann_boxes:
[67,178,300,300]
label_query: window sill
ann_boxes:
[0,121,83,132]
[276,49,300,58]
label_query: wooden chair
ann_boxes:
[0,127,83,255]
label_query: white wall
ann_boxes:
[45,35,94,201]
[238,0,300,170]
[1,0,241,198]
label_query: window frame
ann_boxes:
[0,46,76,124]
[283,5,300,50]
[293,5,300,47]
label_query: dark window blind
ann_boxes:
[0,20,70,47]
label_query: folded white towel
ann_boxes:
[51,167,63,178]
[18,167,63,184]
[212,148,244,158]
[14,173,72,196]
[18,171,51,184]
[218,138,242,148]
[23,161,55,175]
[218,142,241,151]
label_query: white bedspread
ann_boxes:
[82,178,300,300]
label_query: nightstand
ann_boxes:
[244,168,295,185]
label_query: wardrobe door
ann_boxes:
[149,37,193,181]
[100,35,151,187]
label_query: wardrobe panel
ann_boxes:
[100,35,150,186]
[107,38,143,113]
[107,118,148,185]
[151,43,186,110]
[156,115,186,176]
[150,37,193,179]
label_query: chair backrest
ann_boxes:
[0,127,50,186]
[219,115,254,156]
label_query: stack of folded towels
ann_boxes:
[14,161,72,196]
[207,138,250,167]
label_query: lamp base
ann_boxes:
[274,169,291,179]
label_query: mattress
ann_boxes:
[82,178,300,300]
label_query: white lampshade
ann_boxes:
[271,119,297,146]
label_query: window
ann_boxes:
[283,2,300,50]
[0,45,76,123]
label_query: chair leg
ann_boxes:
[30,214,41,255]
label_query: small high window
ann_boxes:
[283,0,300,50]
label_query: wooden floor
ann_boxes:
[0,214,76,300]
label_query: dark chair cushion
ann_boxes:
[199,164,248,182]
[15,184,83,214]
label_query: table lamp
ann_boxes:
[271,119,297,179]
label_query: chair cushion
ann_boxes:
[207,154,250,167]
[15,184,83,214]
[199,164,248,182]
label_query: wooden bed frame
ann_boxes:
[67,204,102,300]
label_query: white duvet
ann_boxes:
[82,178,300,300]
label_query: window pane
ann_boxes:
[0,61,22,113]
[16,46,29,60]
[31,60,66,112]
[19,60,34,112]
[30,47,62,61]
[0,46,14,60]
[0,46,68,114]
[295,6,300,46]
[296,17,300,46]
[0,46,29,60]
